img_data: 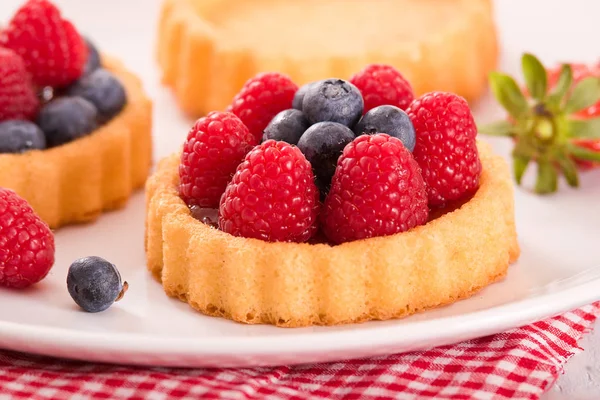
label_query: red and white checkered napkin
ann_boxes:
[0,302,598,400]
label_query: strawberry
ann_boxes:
[0,48,39,122]
[0,0,88,88]
[0,188,55,288]
[480,54,600,194]
[321,134,429,244]
[219,140,320,242]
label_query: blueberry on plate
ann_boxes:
[263,109,310,144]
[83,37,102,76]
[67,69,127,122]
[302,79,364,127]
[0,120,46,153]
[354,105,416,151]
[37,97,98,147]
[67,256,128,313]
[292,81,316,111]
[297,121,355,191]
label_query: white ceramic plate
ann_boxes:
[1,0,600,369]
[1,129,599,368]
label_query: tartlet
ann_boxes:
[145,141,519,327]
[156,0,498,115]
[0,57,153,229]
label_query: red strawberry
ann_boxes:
[0,188,55,288]
[350,64,415,114]
[321,134,429,245]
[407,92,482,207]
[0,0,88,88]
[179,111,258,208]
[480,53,600,194]
[227,72,298,141]
[219,140,320,242]
[0,48,39,121]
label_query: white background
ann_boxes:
[0,0,599,398]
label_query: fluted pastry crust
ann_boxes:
[156,0,498,115]
[145,141,520,327]
[0,56,153,229]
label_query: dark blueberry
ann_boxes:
[67,69,127,122]
[0,120,46,154]
[354,105,416,152]
[83,37,102,75]
[263,109,310,144]
[292,82,316,110]
[37,97,98,147]
[297,122,355,190]
[67,256,127,313]
[302,79,364,127]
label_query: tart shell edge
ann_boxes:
[145,140,520,327]
[156,0,498,116]
[0,56,153,229]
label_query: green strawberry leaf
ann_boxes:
[566,117,600,139]
[478,120,515,137]
[522,53,548,101]
[535,160,558,194]
[489,72,530,120]
[556,153,579,187]
[547,64,573,109]
[567,143,600,161]
[513,153,530,185]
[564,76,600,114]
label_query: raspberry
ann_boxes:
[219,140,320,242]
[0,48,39,122]
[227,72,298,141]
[0,0,88,88]
[321,134,429,245]
[179,111,258,208]
[0,188,55,288]
[350,64,415,114]
[406,92,482,207]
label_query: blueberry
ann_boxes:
[37,97,98,147]
[354,105,416,152]
[263,109,310,144]
[67,256,127,313]
[302,79,364,127]
[292,82,316,110]
[67,69,127,122]
[0,120,46,154]
[83,37,102,75]
[297,122,355,190]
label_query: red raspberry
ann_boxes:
[0,0,88,88]
[227,72,298,141]
[350,64,415,114]
[407,92,482,207]
[0,48,39,122]
[321,134,428,245]
[0,188,55,289]
[179,111,258,208]
[219,140,320,242]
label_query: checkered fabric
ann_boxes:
[0,302,598,400]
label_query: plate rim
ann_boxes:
[1,269,599,367]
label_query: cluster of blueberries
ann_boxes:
[0,39,128,154]
[263,79,416,196]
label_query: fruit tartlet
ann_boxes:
[146,66,520,327]
[156,0,498,116]
[0,0,152,229]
